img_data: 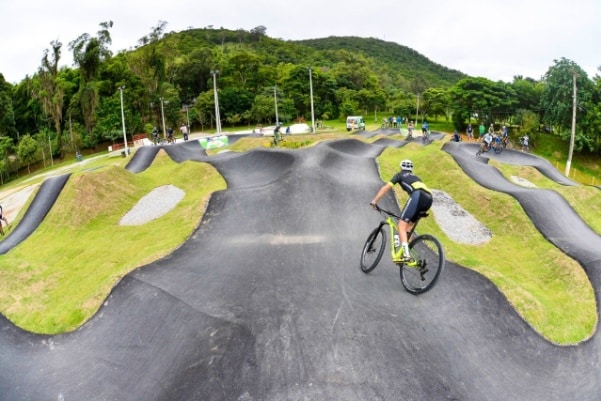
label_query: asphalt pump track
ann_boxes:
[0,137,600,400]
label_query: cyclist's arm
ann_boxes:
[371,182,393,206]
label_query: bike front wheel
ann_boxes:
[400,234,444,294]
[360,226,386,273]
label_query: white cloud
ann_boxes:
[1,0,599,84]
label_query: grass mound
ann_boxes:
[0,153,226,334]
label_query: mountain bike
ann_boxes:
[421,130,430,144]
[360,204,445,294]
[492,138,503,154]
[476,141,491,156]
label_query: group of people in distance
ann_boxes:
[461,123,529,154]
[151,124,190,145]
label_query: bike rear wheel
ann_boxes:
[360,226,386,273]
[399,234,444,294]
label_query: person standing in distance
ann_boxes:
[370,160,433,262]
[0,204,10,235]
[466,123,474,141]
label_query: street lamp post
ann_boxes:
[274,85,279,126]
[415,93,421,124]
[159,97,167,140]
[118,86,128,156]
[309,68,315,133]
[210,70,221,134]
[184,105,191,135]
[565,71,578,177]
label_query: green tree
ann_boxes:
[69,21,114,136]
[17,135,39,174]
[37,40,67,156]
[0,136,15,184]
[449,77,518,130]
[0,74,16,139]
[194,90,218,130]
[250,94,274,124]
[422,88,451,121]
[540,58,594,149]
[511,76,542,113]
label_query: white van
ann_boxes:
[346,116,365,131]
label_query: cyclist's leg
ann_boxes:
[398,192,421,252]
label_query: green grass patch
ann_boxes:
[0,151,226,334]
[490,161,601,234]
[374,137,597,344]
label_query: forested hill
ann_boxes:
[157,28,467,95]
[294,36,467,88]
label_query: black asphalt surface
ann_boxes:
[0,174,69,255]
[0,137,600,400]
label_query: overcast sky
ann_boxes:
[1,0,599,85]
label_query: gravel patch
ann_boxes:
[119,184,185,226]
[118,186,493,244]
[430,190,492,245]
[511,176,537,188]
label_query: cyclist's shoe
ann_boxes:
[393,250,413,264]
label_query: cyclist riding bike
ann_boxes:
[492,133,502,151]
[370,159,433,262]
[477,131,493,155]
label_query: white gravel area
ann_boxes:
[430,189,493,245]
[510,176,537,188]
[117,186,493,244]
[119,184,185,226]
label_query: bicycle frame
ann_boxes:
[375,208,419,262]
[361,205,443,293]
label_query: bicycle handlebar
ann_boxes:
[369,203,401,219]
[370,203,428,220]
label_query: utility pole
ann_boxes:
[119,86,128,156]
[415,93,421,124]
[185,105,191,133]
[309,68,315,133]
[210,70,221,134]
[160,97,167,140]
[274,85,279,126]
[565,71,578,177]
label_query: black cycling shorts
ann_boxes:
[400,190,433,223]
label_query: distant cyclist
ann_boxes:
[477,132,493,156]
[370,159,433,262]
[501,125,509,147]
[521,135,530,152]
[493,133,502,151]
[407,121,414,139]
